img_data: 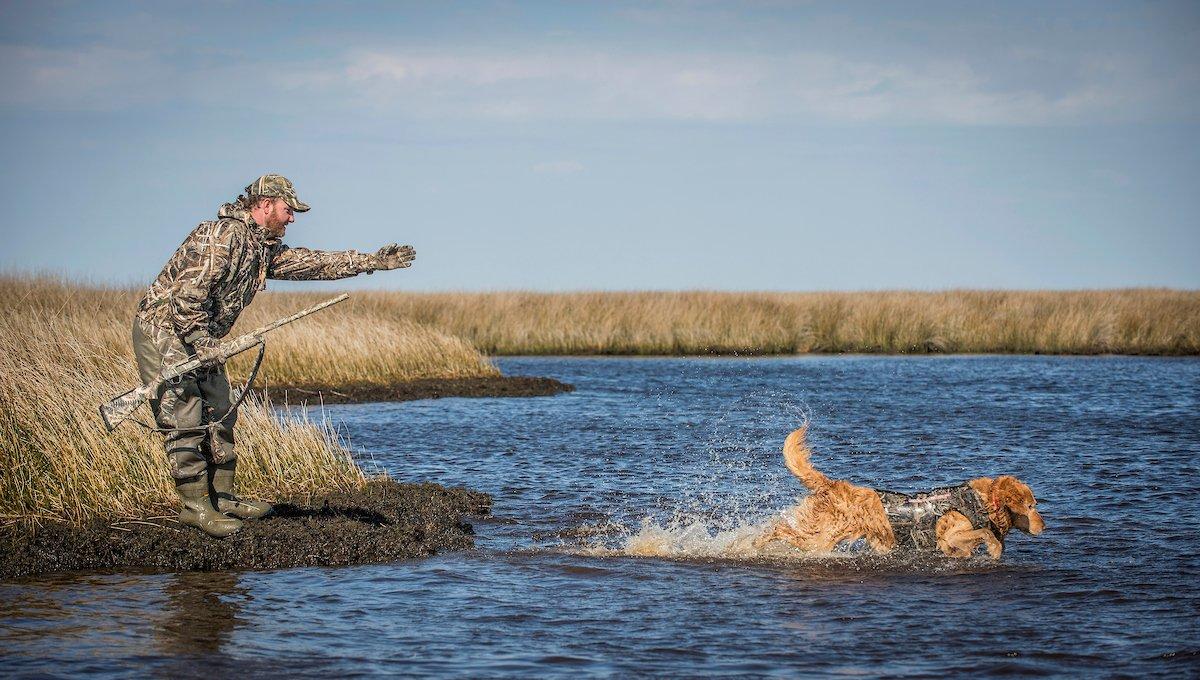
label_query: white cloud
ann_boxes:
[1,40,1192,126]
[331,50,764,120]
[311,47,1190,125]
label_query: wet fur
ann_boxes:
[756,426,1045,559]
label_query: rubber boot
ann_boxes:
[210,461,273,520]
[175,476,242,538]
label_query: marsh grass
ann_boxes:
[4,278,1195,525]
[361,289,1200,355]
[0,276,497,526]
[225,299,499,389]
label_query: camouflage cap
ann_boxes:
[245,174,310,212]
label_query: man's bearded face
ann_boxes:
[261,198,294,238]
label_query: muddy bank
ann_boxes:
[268,376,574,405]
[1,479,490,580]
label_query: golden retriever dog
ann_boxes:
[755,426,1044,559]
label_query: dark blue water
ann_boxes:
[3,356,1199,677]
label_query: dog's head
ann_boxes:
[993,476,1044,535]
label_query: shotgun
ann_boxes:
[100,293,349,432]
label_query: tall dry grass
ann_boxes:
[0,277,498,390]
[345,289,1199,355]
[0,276,496,526]
[224,292,499,388]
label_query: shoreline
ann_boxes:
[1,479,490,580]
[265,375,575,405]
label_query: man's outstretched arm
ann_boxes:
[267,243,415,280]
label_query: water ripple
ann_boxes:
[3,355,1198,677]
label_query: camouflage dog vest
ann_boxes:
[876,484,993,551]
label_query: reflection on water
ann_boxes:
[156,572,246,657]
[0,571,249,677]
[2,356,1199,677]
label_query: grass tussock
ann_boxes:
[0,276,495,526]
[339,289,1199,356]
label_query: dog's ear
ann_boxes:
[995,476,1044,535]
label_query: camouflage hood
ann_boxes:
[216,202,251,223]
[216,203,280,245]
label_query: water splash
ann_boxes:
[561,511,1008,578]
[620,516,768,558]
[566,509,823,560]
[658,391,815,529]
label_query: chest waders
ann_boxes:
[112,295,348,538]
[132,342,271,538]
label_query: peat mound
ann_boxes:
[270,376,574,405]
[1,479,491,580]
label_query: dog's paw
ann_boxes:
[985,538,1004,560]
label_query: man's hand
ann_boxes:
[191,336,224,368]
[374,243,416,270]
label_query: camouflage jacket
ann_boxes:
[136,203,379,343]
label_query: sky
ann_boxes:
[0,0,1197,291]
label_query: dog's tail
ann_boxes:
[782,425,831,491]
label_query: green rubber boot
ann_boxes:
[210,461,273,520]
[175,476,242,538]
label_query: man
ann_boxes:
[133,174,415,537]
